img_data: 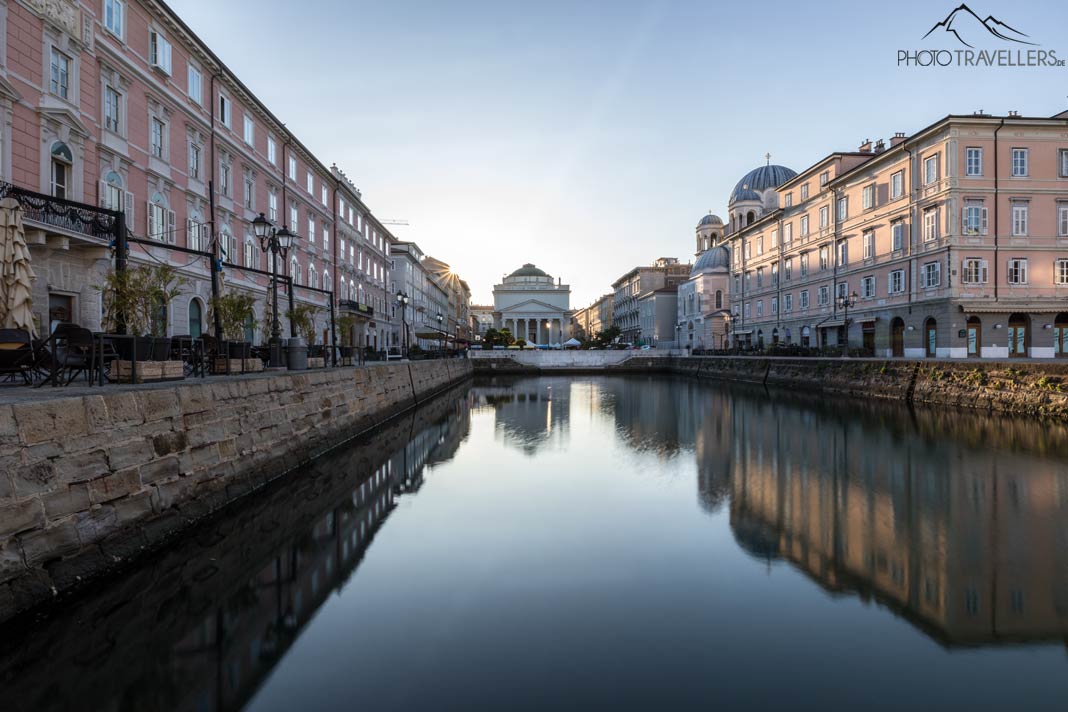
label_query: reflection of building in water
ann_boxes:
[472,378,572,455]
[0,394,472,712]
[728,396,1068,646]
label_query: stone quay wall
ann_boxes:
[0,360,471,622]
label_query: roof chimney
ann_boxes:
[890,132,907,148]
[873,139,886,154]
[1007,110,1019,117]
[858,138,872,153]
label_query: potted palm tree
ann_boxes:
[287,303,321,362]
[145,264,187,361]
[337,313,357,364]
[211,290,257,359]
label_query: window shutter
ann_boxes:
[146,201,152,238]
[960,259,969,282]
[163,40,172,74]
[167,210,176,243]
[186,219,196,249]
[122,192,134,228]
[98,180,108,208]
[981,208,988,234]
[980,259,989,284]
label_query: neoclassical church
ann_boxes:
[683,162,798,349]
[493,264,571,345]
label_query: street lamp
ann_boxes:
[436,311,444,356]
[395,290,410,358]
[835,290,859,357]
[253,212,297,368]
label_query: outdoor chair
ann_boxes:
[0,328,34,385]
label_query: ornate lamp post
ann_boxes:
[395,290,410,359]
[253,213,296,368]
[835,290,859,357]
[436,311,444,356]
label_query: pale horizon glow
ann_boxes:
[168,0,1067,307]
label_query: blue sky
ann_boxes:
[169,0,1068,306]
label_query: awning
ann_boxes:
[732,329,754,336]
[858,317,878,324]
[960,304,1068,314]
[415,330,447,339]
[819,320,845,328]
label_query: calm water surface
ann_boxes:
[4,376,1068,711]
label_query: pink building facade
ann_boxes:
[0,0,405,349]
[720,113,1068,358]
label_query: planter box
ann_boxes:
[339,357,355,367]
[307,357,326,369]
[212,358,265,374]
[112,359,185,383]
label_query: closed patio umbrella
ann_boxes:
[0,197,37,337]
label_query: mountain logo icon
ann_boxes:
[922,4,1037,48]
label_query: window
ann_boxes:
[784,223,793,243]
[819,171,829,186]
[1011,202,1029,236]
[267,136,277,165]
[756,301,763,317]
[150,118,165,158]
[784,193,793,208]
[889,269,905,294]
[100,171,124,211]
[1007,258,1028,284]
[924,155,939,185]
[921,261,941,288]
[1011,148,1028,176]
[770,231,777,248]
[1061,149,1068,178]
[891,170,904,199]
[187,65,202,104]
[757,237,764,255]
[818,246,829,271]
[799,215,809,236]
[745,272,751,289]
[50,142,71,199]
[837,239,848,267]
[1055,258,1068,285]
[837,197,848,222]
[243,176,254,209]
[243,115,254,146]
[892,221,905,251]
[321,185,328,207]
[288,156,297,181]
[306,171,314,194]
[861,275,875,298]
[268,192,278,221]
[756,267,764,288]
[961,257,988,284]
[963,200,988,235]
[771,297,778,314]
[188,142,201,180]
[966,147,983,176]
[308,264,318,289]
[323,223,329,253]
[836,282,849,300]
[784,294,792,312]
[799,290,809,309]
[862,184,874,210]
[818,285,829,306]
[289,205,298,230]
[863,230,874,259]
[308,217,316,244]
[104,0,124,38]
[819,205,829,229]
[187,217,208,252]
[50,48,71,100]
[149,31,172,75]
[800,253,809,277]
[105,87,121,133]
[744,303,750,319]
[147,194,175,243]
[800,184,809,201]
[219,161,231,196]
[291,257,300,285]
[1060,204,1068,236]
[219,95,231,127]
[244,237,256,268]
[923,207,939,242]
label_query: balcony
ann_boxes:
[339,300,374,318]
[0,181,120,252]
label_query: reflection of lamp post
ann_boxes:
[835,291,858,357]
[252,213,297,368]
[674,323,681,352]
[395,291,410,358]
[436,311,443,355]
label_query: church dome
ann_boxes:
[691,245,730,276]
[698,213,723,227]
[729,164,797,205]
[508,263,549,278]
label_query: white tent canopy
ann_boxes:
[563,338,581,349]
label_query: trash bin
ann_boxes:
[287,336,308,371]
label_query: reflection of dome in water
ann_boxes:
[697,467,730,514]
[730,510,780,561]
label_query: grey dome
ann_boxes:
[698,213,723,227]
[508,263,549,278]
[692,245,730,276]
[731,188,762,203]
[729,164,797,205]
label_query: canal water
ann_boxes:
[3,376,1068,711]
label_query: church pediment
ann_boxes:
[502,298,565,313]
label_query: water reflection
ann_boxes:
[0,387,473,712]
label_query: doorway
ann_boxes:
[966,316,981,358]
[890,317,905,357]
[1008,313,1029,358]
[1056,313,1068,358]
[924,318,937,358]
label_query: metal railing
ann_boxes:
[0,180,120,242]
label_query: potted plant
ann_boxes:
[337,313,357,360]
[98,264,186,361]
[211,290,257,358]
[145,264,187,361]
[287,303,322,358]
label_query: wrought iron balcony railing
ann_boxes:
[339,300,374,317]
[0,180,120,243]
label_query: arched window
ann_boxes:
[148,192,172,242]
[711,232,718,243]
[244,234,256,268]
[323,270,330,295]
[188,211,206,252]
[290,256,300,285]
[746,211,756,226]
[308,263,318,289]
[188,298,204,338]
[350,279,356,303]
[103,171,123,210]
[220,225,235,261]
[50,142,72,199]
[715,290,723,309]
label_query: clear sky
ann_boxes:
[168,0,1068,307]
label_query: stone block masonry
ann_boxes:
[0,360,471,623]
